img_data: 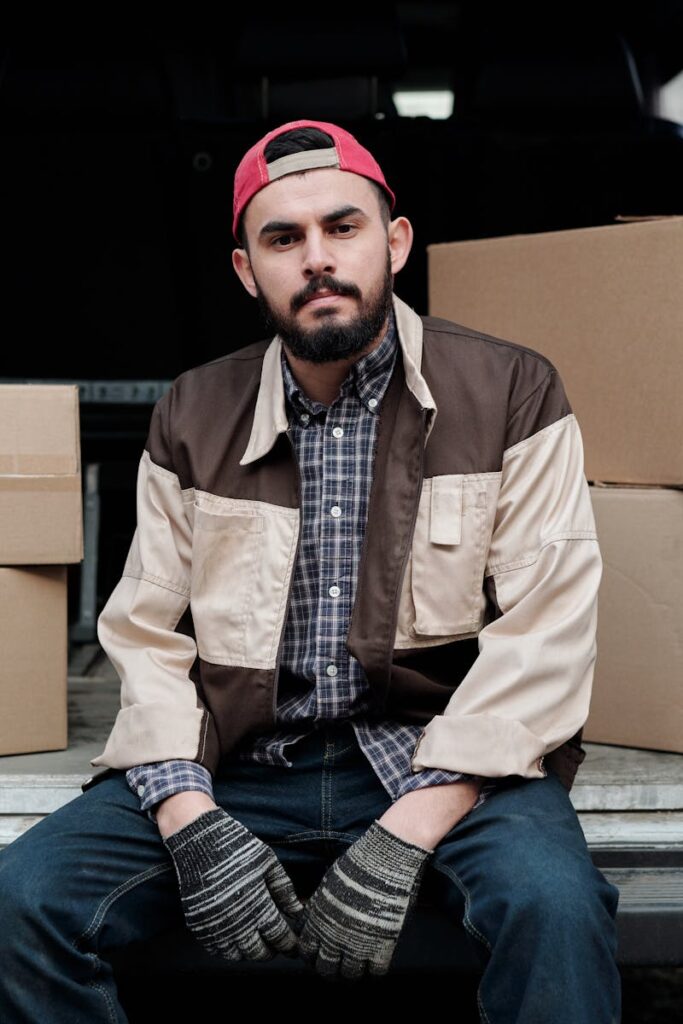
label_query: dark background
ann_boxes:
[4,0,682,664]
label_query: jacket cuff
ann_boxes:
[410,714,547,780]
[90,702,217,775]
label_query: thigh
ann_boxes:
[0,770,182,956]
[0,756,327,956]
[425,770,620,960]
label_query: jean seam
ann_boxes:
[332,743,355,757]
[321,740,335,831]
[431,860,493,1024]
[83,953,120,1024]
[477,988,492,1024]
[431,860,494,955]
[73,862,174,949]
[277,830,360,844]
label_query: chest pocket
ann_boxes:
[408,473,491,639]
[190,503,264,664]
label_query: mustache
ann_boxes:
[295,280,359,309]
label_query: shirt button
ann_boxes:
[331,506,342,517]
[326,664,338,677]
[300,412,309,422]
[332,426,343,438]
[137,784,145,796]
[368,397,378,408]
[329,585,340,597]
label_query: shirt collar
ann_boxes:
[238,291,437,466]
[280,306,398,424]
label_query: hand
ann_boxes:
[296,819,433,980]
[163,807,305,961]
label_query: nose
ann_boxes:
[301,228,336,279]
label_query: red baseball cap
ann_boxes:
[232,119,396,244]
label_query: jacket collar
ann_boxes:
[239,291,437,466]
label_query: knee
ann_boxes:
[511,862,619,932]
[0,867,29,994]
[0,851,36,951]
[0,838,58,935]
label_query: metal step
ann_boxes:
[604,867,683,965]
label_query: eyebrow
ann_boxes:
[258,205,368,241]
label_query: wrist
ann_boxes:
[156,792,218,838]
[378,779,483,848]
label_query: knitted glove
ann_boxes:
[163,807,305,961]
[296,819,434,979]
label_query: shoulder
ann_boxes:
[420,313,572,444]
[421,313,558,375]
[162,336,271,405]
[176,336,271,383]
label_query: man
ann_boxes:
[0,120,621,1022]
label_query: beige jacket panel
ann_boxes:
[411,376,602,780]
[394,470,502,647]
[90,414,213,770]
[189,491,301,668]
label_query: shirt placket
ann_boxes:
[315,385,356,719]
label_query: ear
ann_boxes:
[232,248,258,298]
[387,216,413,276]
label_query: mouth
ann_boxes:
[303,292,346,308]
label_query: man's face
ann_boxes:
[235,168,396,365]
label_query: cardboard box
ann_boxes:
[427,215,683,486]
[0,384,83,563]
[585,484,683,753]
[0,566,68,756]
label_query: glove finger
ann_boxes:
[288,908,306,936]
[339,954,368,981]
[314,943,342,979]
[200,937,243,961]
[367,935,400,976]
[265,858,306,918]
[236,929,277,962]
[296,923,318,965]
[286,896,308,931]
[258,901,302,957]
[207,901,278,963]
[189,915,240,955]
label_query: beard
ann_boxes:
[252,249,394,365]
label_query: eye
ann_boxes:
[270,224,357,248]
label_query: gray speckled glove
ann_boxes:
[163,807,305,961]
[296,819,434,979]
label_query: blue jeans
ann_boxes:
[0,720,621,1023]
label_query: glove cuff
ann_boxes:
[367,819,435,862]
[162,806,241,870]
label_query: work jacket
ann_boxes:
[86,291,601,795]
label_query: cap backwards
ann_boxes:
[232,119,396,244]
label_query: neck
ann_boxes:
[283,316,389,406]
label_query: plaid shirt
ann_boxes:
[127,308,497,823]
